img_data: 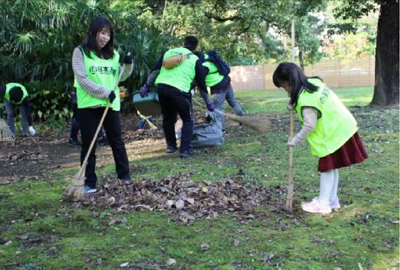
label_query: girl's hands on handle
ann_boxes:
[108,91,116,103]
[287,136,300,146]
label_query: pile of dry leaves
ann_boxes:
[73,174,284,223]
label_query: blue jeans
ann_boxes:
[4,99,28,135]
[137,117,155,129]
[201,84,244,130]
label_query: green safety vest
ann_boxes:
[5,83,28,105]
[203,54,224,87]
[155,47,198,93]
[296,78,358,157]
[76,47,120,111]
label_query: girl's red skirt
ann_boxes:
[318,132,368,172]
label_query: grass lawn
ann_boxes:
[0,86,398,269]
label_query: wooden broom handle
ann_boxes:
[286,109,295,210]
[77,60,127,175]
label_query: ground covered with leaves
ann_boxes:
[0,88,399,269]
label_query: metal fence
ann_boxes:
[230,58,375,91]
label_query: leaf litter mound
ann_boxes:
[71,174,285,223]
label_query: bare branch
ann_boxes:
[204,12,243,22]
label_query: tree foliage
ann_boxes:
[0,0,392,122]
[0,0,174,120]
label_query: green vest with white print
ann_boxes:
[296,78,358,157]
[75,47,120,111]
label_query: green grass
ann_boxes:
[1,86,398,269]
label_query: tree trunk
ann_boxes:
[370,0,399,106]
[299,50,305,71]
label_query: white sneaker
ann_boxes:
[301,197,332,214]
[330,198,341,209]
[84,185,97,194]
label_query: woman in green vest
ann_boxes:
[273,62,368,214]
[72,16,133,194]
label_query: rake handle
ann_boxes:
[192,98,225,116]
[145,117,157,130]
[286,108,295,210]
[76,60,127,177]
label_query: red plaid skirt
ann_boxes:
[318,132,368,172]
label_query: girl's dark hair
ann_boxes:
[82,16,114,59]
[272,62,322,105]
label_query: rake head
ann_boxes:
[0,119,15,142]
[63,168,86,201]
[224,113,270,134]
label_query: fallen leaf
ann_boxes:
[261,254,275,263]
[176,199,184,210]
[234,239,240,247]
[167,258,176,265]
[201,243,210,251]
[186,198,195,204]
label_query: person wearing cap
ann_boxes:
[0,83,36,137]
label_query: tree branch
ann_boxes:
[204,12,243,22]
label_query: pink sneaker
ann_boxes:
[301,198,332,214]
[330,198,341,209]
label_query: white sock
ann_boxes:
[330,169,339,201]
[319,170,335,205]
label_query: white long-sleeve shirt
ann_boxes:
[290,107,318,145]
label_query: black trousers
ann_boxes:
[78,108,130,188]
[70,103,105,141]
[157,85,194,153]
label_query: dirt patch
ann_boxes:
[0,111,280,185]
[0,114,165,185]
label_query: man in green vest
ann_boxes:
[0,83,36,137]
[141,36,210,158]
[198,52,244,132]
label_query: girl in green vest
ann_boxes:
[273,62,368,214]
[72,16,133,194]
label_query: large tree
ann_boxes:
[370,0,399,106]
[334,0,399,106]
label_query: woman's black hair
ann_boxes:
[82,16,114,59]
[272,62,322,105]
